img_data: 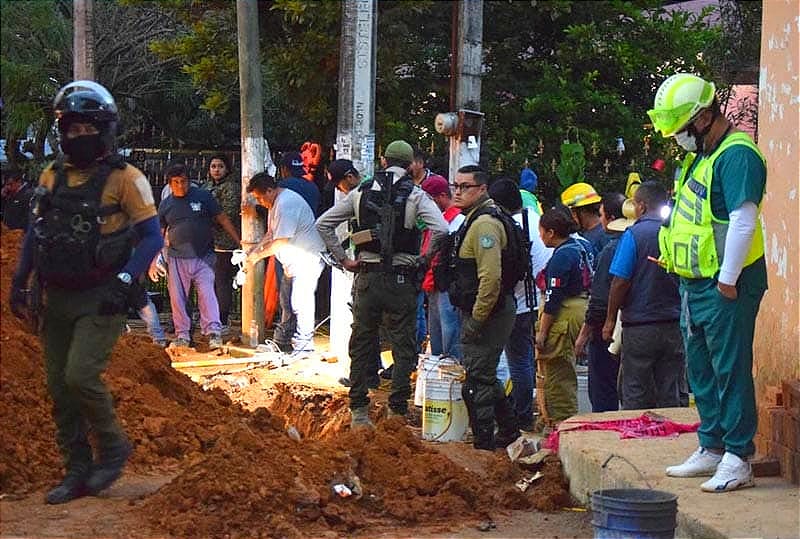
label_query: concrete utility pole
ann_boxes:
[336,0,377,178]
[73,0,94,80]
[236,0,266,343]
[446,0,483,182]
[330,0,378,362]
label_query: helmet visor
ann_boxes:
[647,101,696,137]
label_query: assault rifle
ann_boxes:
[520,209,535,310]
[371,170,396,272]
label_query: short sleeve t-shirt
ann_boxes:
[609,229,637,280]
[269,188,325,276]
[543,237,584,315]
[39,160,157,235]
[158,186,221,259]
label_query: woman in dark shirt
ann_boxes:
[535,206,589,424]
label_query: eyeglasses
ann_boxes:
[453,183,481,192]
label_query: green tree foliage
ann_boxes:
[481,0,721,203]
[1,0,71,171]
[4,0,758,198]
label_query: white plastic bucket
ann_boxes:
[419,355,469,442]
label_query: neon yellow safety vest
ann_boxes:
[659,132,766,279]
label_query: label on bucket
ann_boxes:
[422,398,468,442]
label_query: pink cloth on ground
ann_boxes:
[541,412,700,452]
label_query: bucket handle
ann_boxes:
[601,453,654,490]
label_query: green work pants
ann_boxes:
[43,285,127,467]
[461,296,516,433]
[348,271,417,413]
[680,278,764,457]
[537,297,586,423]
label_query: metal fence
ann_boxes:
[132,148,243,318]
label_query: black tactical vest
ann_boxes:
[444,204,525,313]
[31,157,133,290]
[353,173,421,259]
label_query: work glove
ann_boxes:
[99,278,132,316]
[462,315,484,342]
[10,286,28,320]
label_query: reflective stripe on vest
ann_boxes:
[665,132,765,279]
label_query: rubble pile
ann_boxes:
[0,227,246,492]
[1,226,575,536]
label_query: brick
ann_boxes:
[783,413,800,452]
[782,380,800,417]
[792,452,800,485]
[774,444,800,484]
[755,433,768,456]
[771,408,787,444]
[751,456,781,477]
[759,405,783,438]
[763,385,784,407]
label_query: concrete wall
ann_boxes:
[754,0,800,398]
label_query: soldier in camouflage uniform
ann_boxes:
[205,153,241,327]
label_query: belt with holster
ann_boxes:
[359,262,415,276]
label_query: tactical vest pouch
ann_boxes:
[33,159,128,289]
[351,229,375,246]
[95,227,135,271]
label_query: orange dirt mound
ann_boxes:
[0,226,246,493]
[1,226,575,536]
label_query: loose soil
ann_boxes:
[1,226,589,538]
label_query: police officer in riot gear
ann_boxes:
[9,81,163,504]
[316,140,448,428]
[445,165,521,451]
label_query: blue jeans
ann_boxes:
[587,327,619,412]
[427,290,462,359]
[274,259,324,352]
[416,292,427,353]
[138,296,165,343]
[504,311,535,427]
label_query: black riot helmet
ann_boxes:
[53,80,118,158]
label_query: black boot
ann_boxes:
[85,438,132,494]
[46,469,91,505]
[46,425,93,505]
[473,424,496,451]
[494,387,521,449]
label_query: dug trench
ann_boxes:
[0,226,589,538]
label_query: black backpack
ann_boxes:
[434,205,531,296]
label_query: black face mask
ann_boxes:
[686,109,718,154]
[61,134,105,168]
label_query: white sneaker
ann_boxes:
[666,447,722,477]
[700,452,754,493]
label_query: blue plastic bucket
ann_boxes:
[591,488,677,539]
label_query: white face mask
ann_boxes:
[674,130,697,152]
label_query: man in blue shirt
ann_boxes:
[278,151,321,216]
[602,181,685,409]
[157,163,240,349]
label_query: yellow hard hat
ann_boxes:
[561,182,601,208]
[626,172,642,198]
[647,73,716,137]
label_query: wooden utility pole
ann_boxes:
[447,0,483,181]
[329,0,378,362]
[73,0,94,80]
[236,0,266,343]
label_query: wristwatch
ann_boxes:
[117,272,132,285]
